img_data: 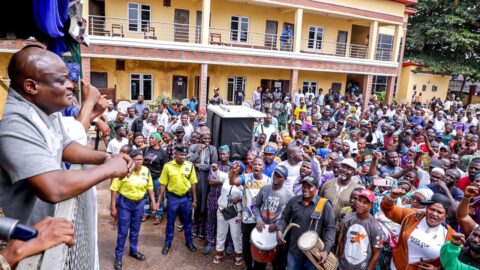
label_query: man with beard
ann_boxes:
[331,138,344,157]
[188,132,218,240]
[428,169,464,201]
[278,176,336,269]
[252,133,267,153]
[278,145,303,192]
[457,157,480,191]
[262,146,278,177]
[320,158,361,218]
[292,160,313,196]
[253,165,294,270]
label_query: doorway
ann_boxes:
[335,31,348,57]
[174,9,189,42]
[264,20,278,49]
[172,76,188,99]
[350,25,369,58]
[280,23,294,51]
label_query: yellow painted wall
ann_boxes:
[316,0,405,17]
[91,58,349,103]
[90,58,200,101]
[397,66,451,104]
[0,53,12,119]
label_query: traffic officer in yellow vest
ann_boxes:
[158,144,198,255]
[110,149,156,270]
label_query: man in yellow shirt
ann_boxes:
[158,145,198,255]
[294,100,307,120]
[110,149,156,270]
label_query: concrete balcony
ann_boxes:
[88,15,396,65]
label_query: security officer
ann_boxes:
[110,149,156,270]
[159,145,198,255]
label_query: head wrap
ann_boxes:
[431,167,445,176]
[218,145,230,153]
[66,62,81,82]
[414,188,434,201]
[283,136,292,145]
[150,132,162,142]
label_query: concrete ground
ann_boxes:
[96,180,239,270]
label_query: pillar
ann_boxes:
[201,0,211,45]
[386,76,396,105]
[289,69,299,97]
[368,21,379,60]
[81,57,90,84]
[362,75,373,109]
[293,8,303,53]
[392,25,401,62]
[199,63,208,109]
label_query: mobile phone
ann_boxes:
[366,144,375,150]
[419,258,424,265]
[361,149,373,157]
[373,178,398,187]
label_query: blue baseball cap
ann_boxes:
[273,165,289,178]
[263,146,277,154]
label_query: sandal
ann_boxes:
[153,217,162,225]
[213,252,224,264]
[141,215,149,222]
[234,254,243,266]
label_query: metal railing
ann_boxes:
[299,38,369,59]
[89,15,201,43]
[17,165,96,270]
[88,15,395,62]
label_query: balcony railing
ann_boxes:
[89,15,202,43]
[88,15,394,62]
[299,37,369,59]
[16,166,96,270]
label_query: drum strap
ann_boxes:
[309,198,328,231]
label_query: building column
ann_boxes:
[199,63,208,110]
[201,0,211,45]
[81,57,90,84]
[386,76,396,104]
[392,25,401,62]
[362,75,373,109]
[368,21,379,60]
[289,69,299,97]
[293,8,303,53]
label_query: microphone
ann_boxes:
[0,216,38,241]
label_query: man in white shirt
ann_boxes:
[432,111,446,133]
[157,104,170,128]
[278,145,303,192]
[107,125,129,154]
[124,107,136,130]
[253,113,277,141]
[168,113,194,142]
[104,100,118,122]
[294,89,304,108]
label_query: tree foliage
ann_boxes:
[405,0,480,81]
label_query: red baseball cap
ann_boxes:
[358,189,375,203]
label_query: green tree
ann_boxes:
[405,0,480,82]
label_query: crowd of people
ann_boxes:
[0,45,479,270]
[101,80,480,270]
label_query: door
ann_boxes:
[91,72,108,88]
[172,76,188,99]
[195,11,202,43]
[174,9,189,42]
[336,31,348,57]
[264,20,278,49]
[331,82,342,93]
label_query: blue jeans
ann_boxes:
[115,195,146,260]
[165,193,193,246]
[144,178,164,218]
[287,252,316,270]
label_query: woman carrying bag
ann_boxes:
[210,163,243,266]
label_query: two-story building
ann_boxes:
[0,0,417,116]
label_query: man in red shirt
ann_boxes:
[457,157,480,191]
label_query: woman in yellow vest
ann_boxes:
[110,149,156,270]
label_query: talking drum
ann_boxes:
[250,227,278,263]
[297,231,338,270]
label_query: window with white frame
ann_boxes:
[376,34,394,61]
[432,85,438,92]
[302,81,317,94]
[128,2,151,32]
[372,76,388,94]
[230,16,249,43]
[308,26,324,50]
[227,77,246,102]
[130,74,153,101]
